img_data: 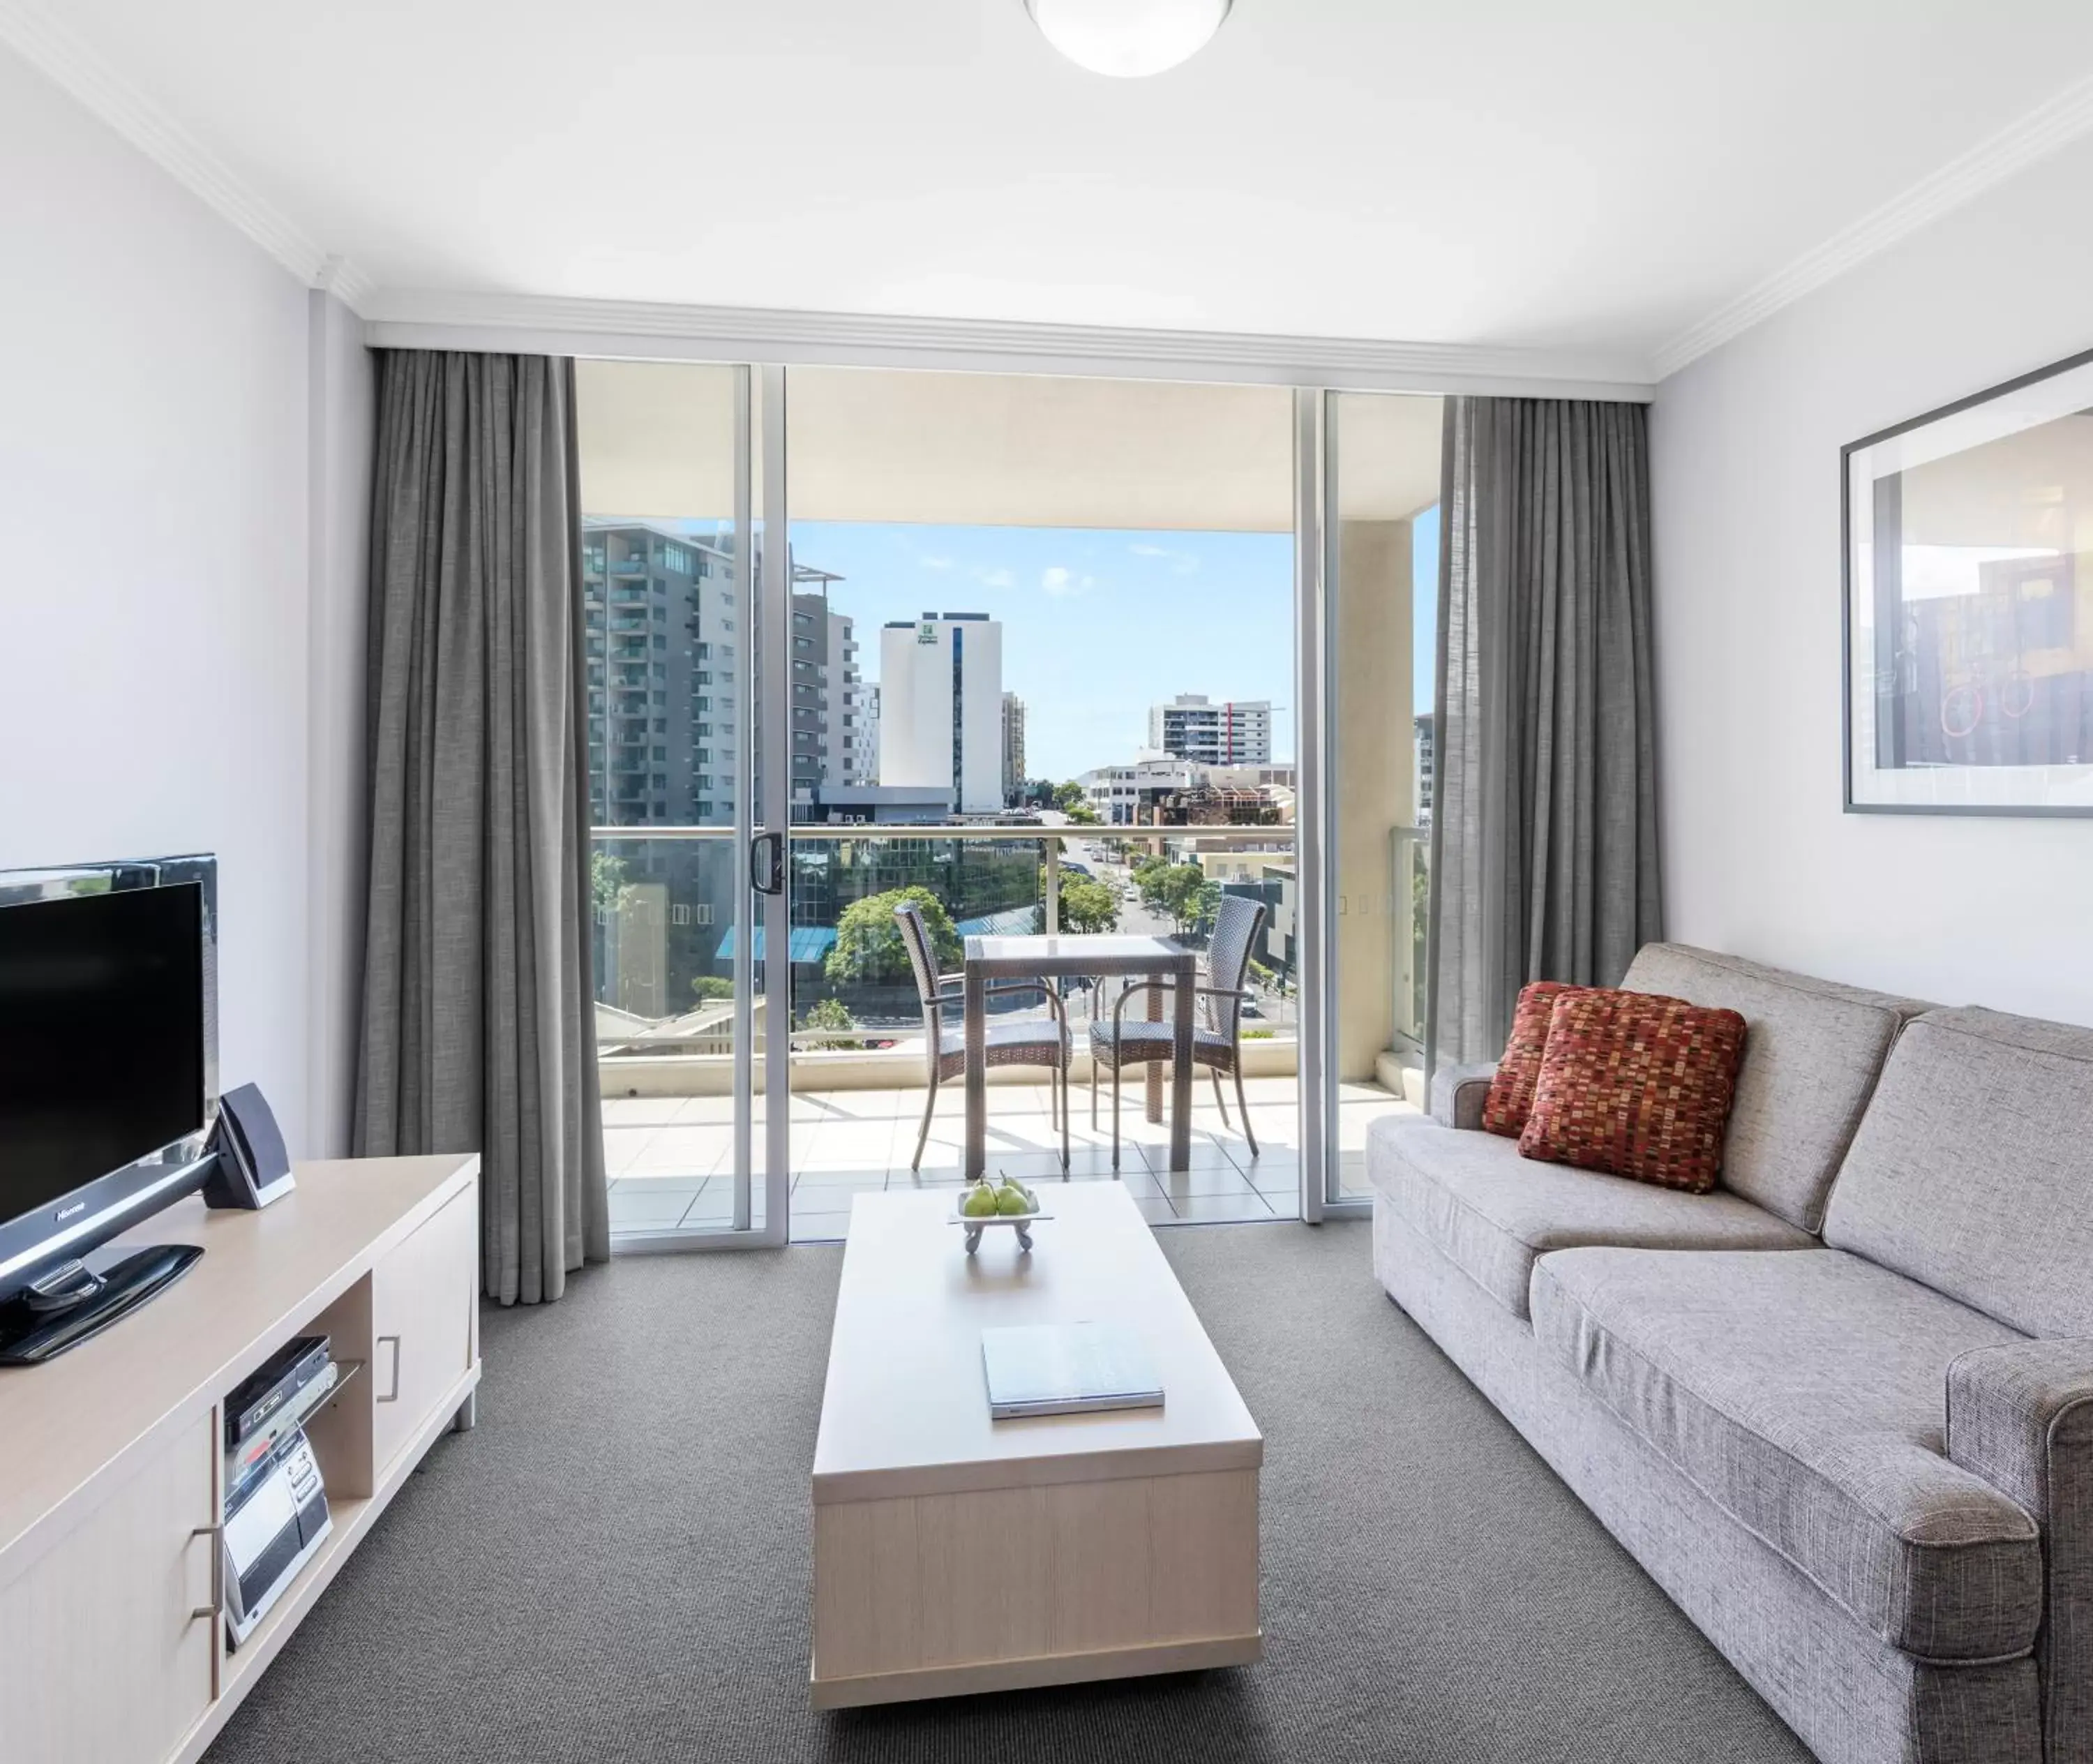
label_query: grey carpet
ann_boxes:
[206,1220,1810,1763]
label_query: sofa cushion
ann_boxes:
[1518,989,1747,1191]
[1483,981,1589,1137]
[1366,1115,1814,1320]
[1531,1246,2043,1661]
[1823,1007,2093,1339]
[1621,943,1930,1232]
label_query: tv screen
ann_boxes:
[0,883,206,1230]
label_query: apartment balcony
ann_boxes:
[599,1073,1412,1240]
[590,822,1416,1241]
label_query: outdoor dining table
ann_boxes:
[961,932,1198,1181]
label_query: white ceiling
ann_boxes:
[13,0,2093,378]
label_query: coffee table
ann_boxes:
[809,1185,1263,1708]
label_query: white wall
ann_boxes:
[1651,135,2093,1027]
[306,293,375,1157]
[0,44,372,1152]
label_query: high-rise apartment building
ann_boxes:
[1414,712,1435,823]
[1001,692,1026,805]
[878,613,1004,814]
[1148,694,1273,765]
[584,526,868,825]
[581,520,738,827]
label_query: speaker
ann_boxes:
[202,1083,296,1210]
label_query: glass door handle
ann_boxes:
[749,831,785,897]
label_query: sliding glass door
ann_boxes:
[576,361,788,1246]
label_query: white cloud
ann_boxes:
[1041,566,1095,598]
[919,553,956,571]
[1130,541,1199,576]
[977,566,1016,590]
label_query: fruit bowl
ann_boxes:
[950,1183,1053,1253]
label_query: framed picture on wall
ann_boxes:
[1843,344,2093,815]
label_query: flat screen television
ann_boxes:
[0,855,219,1309]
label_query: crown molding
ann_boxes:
[0,0,368,306]
[360,290,1657,400]
[1656,70,2093,380]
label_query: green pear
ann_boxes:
[962,1183,1000,1218]
[996,1184,1032,1216]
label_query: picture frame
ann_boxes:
[1841,343,2093,816]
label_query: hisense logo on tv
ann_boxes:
[57,1201,87,1222]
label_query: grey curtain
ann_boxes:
[355,351,608,1305]
[1425,396,1663,1077]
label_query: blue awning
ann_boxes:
[714,906,1037,963]
[711,925,838,963]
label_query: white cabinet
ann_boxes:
[0,1154,479,1764]
[371,1186,478,1473]
[0,1409,218,1764]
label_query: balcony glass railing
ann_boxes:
[589,823,1300,1077]
[1389,824,1429,1052]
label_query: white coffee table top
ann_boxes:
[811,1184,1262,1505]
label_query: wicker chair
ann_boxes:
[1088,894,1268,1169]
[894,902,1070,1174]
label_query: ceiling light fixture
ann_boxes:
[1024,0,1233,79]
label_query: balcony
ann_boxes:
[590,823,1415,1241]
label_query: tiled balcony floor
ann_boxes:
[602,1075,1413,1241]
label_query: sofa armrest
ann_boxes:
[1948,1338,2093,1518]
[1429,1061,1499,1131]
[1948,1338,2093,1758]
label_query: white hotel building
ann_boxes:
[878,613,1005,814]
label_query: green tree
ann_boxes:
[1133,856,1183,915]
[1138,862,1220,935]
[590,851,629,918]
[690,975,734,1003]
[825,886,961,986]
[1057,874,1120,934]
[1063,801,1101,825]
[799,995,860,1049]
[1051,781,1088,814]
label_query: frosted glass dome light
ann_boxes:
[1024,0,1233,78]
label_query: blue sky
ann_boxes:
[786,509,1440,782]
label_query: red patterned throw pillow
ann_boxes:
[1517,990,1748,1191]
[1483,981,1591,1137]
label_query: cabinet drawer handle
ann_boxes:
[377,1333,401,1403]
[192,1524,223,1621]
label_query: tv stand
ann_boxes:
[0,1153,479,1764]
[0,1242,204,1365]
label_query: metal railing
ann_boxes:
[590,822,1296,929]
[590,822,1302,1056]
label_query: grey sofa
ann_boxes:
[1367,943,2093,1764]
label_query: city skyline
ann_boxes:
[792,520,1293,782]
[605,512,1439,788]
